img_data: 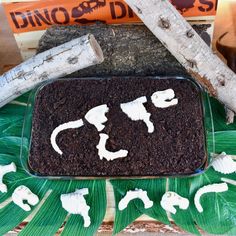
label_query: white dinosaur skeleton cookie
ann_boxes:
[120,96,154,133]
[50,89,178,159]
[151,89,178,108]
[0,162,16,193]
[50,119,84,155]
[12,185,39,211]
[60,188,91,227]
[211,152,236,174]
[194,183,228,213]
[96,133,128,161]
[118,188,153,211]
[85,104,109,131]
[160,191,189,214]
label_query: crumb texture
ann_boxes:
[29,77,205,176]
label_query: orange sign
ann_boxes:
[3,0,218,34]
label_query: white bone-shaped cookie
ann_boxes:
[160,191,189,214]
[118,188,153,210]
[51,119,84,155]
[0,162,16,193]
[60,188,91,227]
[211,152,236,174]
[96,133,128,161]
[120,96,154,133]
[194,183,228,213]
[151,89,178,108]
[85,104,109,131]
[50,89,178,158]
[12,185,39,211]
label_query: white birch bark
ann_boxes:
[0,34,103,108]
[125,0,236,113]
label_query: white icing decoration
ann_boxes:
[0,162,16,193]
[51,119,84,155]
[120,96,154,133]
[85,104,109,131]
[221,177,236,186]
[160,191,189,214]
[194,183,228,213]
[212,152,236,174]
[151,89,178,108]
[118,188,153,211]
[12,185,39,211]
[60,188,91,228]
[96,133,128,161]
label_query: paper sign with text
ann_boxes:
[3,0,218,33]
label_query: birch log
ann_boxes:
[0,34,103,108]
[124,0,236,114]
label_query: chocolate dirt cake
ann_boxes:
[29,77,206,177]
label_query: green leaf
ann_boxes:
[61,180,107,236]
[208,131,236,155]
[111,180,143,235]
[0,154,21,166]
[0,136,27,156]
[19,181,69,236]
[0,94,107,235]
[0,104,26,117]
[111,179,169,235]
[14,92,30,104]
[0,114,22,131]
[0,178,47,235]
[0,203,32,234]
[189,168,236,235]
[203,93,215,133]
[1,88,236,236]
[131,179,169,224]
[2,121,23,137]
[226,226,236,235]
[207,97,236,132]
[168,178,200,235]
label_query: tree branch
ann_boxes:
[0,34,103,108]
[124,0,236,113]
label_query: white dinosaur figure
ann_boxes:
[118,188,153,211]
[50,89,178,158]
[120,96,154,133]
[194,183,228,213]
[50,119,84,155]
[160,191,189,214]
[12,185,39,211]
[96,133,128,161]
[60,188,91,227]
[0,162,16,193]
[211,152,236,174]
[151,89,178,108]
[85,104,109,131]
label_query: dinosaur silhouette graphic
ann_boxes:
[170,0,196,13]
[72,0,106,24]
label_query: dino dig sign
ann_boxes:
[3,0,217,34]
